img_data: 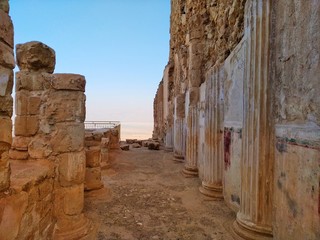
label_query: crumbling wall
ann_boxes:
[0,0,13,193]
[0,39,95,239]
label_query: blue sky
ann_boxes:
[10,0,170,123]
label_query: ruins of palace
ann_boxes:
[153,0,319,239]
[0,0,319,239]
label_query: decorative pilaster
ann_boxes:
[173,118,185,160]
[173,94,186,160]
[232,0,273,239]
[164,125,174,151]
[199,66,224,199]
[182,106,198,176]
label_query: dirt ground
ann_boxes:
[84,147,236,240]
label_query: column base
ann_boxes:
[53,214,97,240]
[164,147,173,152]
[231,215,273,240]
[199,182,223,199]
[174,153,184,160]
[182,165,198,178]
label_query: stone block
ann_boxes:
[84,140,100,147]
[0,9,13,47]
[15,71,51,91]
[0,0,9,13]
[101,137,109,148]
[100,148,108,163]
[51,123,84,153]
[92,131,103,141]
[64,184,84,216]
[38,179,53,200]
[0,192,28,240]
[0,41,14,69]
[16,41,55,73]
[12,136,31,151]
[120,144,129,151]
[28,136,52,159]
[14,116,39,136]
[0,116,11,144]
[85,147,101,168]
[0,67,13,96]
[85,167,102,190]
[58,151,86,187]
[45,91,85,123]
[28,96,41,115]
[147,141,160,150]
[9,149,28,160]
[55,185,84,217]
[0,151,10,191]
[0,95,13,117]
[51,73,86,92]
[132,143,141,148]
[15,91,28,116]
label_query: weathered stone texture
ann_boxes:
[16,41,56,73]
[272,1,320,126]
[0,8,13,47]
[154,0,319,239]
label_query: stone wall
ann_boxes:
[271,1,320,239]
[154,0,320,239]
[0,39,95,239]
[0,0,13,193]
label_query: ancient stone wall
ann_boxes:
[0,0,13,193]
[154,0,320,239]
[0,39,95,239]
[271,1,320,239]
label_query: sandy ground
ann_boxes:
[84,147,235,240]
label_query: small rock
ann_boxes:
[147,141,160,150]
[120,144,130,151]
[126,139,137,144]
[132,143,141,148]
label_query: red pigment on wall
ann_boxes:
[224,129,232,170]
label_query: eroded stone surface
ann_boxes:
[16,41,56,73]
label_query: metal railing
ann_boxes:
[84,121,120,130]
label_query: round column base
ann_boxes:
[181,166,198,178]
[199,182,223,199]
[231,215,273,240]
[53,214,96,240]
[174,154,184,163]
[164,147,173,152]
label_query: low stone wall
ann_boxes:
[0,160,55,239]
[84,127,119,191]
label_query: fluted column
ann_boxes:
[164,125,174,151]
[173,94,186,160]
[173,118,185,160]
[232,1,273,239]
[182,105,199,176]
[199,66,224,199]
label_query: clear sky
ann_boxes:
[10,0,170,125]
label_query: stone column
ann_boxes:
[14,41,94,239]
[0,0,14,192]
[199,66,224,199]
[173,94,186,160]
[182,87,199,177]
[232,0,273,239]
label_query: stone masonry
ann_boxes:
[0,0,13,194]
[154,0,320,239]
